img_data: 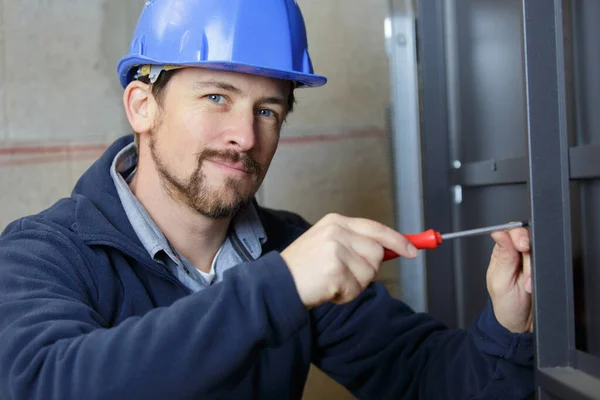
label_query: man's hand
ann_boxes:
[487,226,533,333]
[280,213,418,309]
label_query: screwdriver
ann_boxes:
[382,221,528,261]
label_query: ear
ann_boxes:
[123,81,157,137]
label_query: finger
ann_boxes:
[343,228,387,268]
[505,228,532,293]
[316,220,384,268]
[523,253,532,294]
[490,230,518,255]
[489,230,521,282]
[343,217,418,259]
[507,227,530,253]
[336,242,379,290]
[331,278,362,304]
[329,257,364,305]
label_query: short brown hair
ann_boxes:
[133,69,296,148]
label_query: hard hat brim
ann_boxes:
[118,56,327,89]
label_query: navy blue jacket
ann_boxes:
[0,135,533,399]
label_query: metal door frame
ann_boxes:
[389,0,600,397]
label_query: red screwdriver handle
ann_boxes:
[405,229,443,249]
[382,229,443,261]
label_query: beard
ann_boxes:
[149,134,264,219]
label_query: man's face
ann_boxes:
[147,68,290,219]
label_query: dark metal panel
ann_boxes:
[572,0,600,146]
[571,181,586,353]
[577,180,600,355]
[538,390,564,400]
[415,0,457,329]
[452,157,528,186]
[444,0,529,328]
[538,368,600,400]
[456,0,527,163]
[523,0,575,369]
[449,144,600,188]
[570,145,600,180]
[574,350,600,379]
[571,0,600,361]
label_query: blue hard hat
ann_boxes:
[117,0,327,88]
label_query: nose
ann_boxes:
[222,110,257,152]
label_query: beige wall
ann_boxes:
[0,0,140,225]
[274,2,393,398]
[0,1,394,399]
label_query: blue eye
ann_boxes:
[207,94,226,104]
[258,109,276,118]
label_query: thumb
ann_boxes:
[488,231,521,289]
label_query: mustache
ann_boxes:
[197,149,263,175]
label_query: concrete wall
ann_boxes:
[0,0,141,224]
[0,1,395,398]
[273,3,393,397]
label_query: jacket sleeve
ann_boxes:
[310,283,534,400]
[0,223,308,400]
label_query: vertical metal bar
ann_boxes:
[523,0,574,376]
[415,0,458,327]
[443,0,467,329]
[386,0,427,312]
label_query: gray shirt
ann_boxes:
[110,143,267,292]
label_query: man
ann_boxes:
[0,0,534,399]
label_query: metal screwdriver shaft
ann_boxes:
[440,221,528,241]
[382,220,529,261]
